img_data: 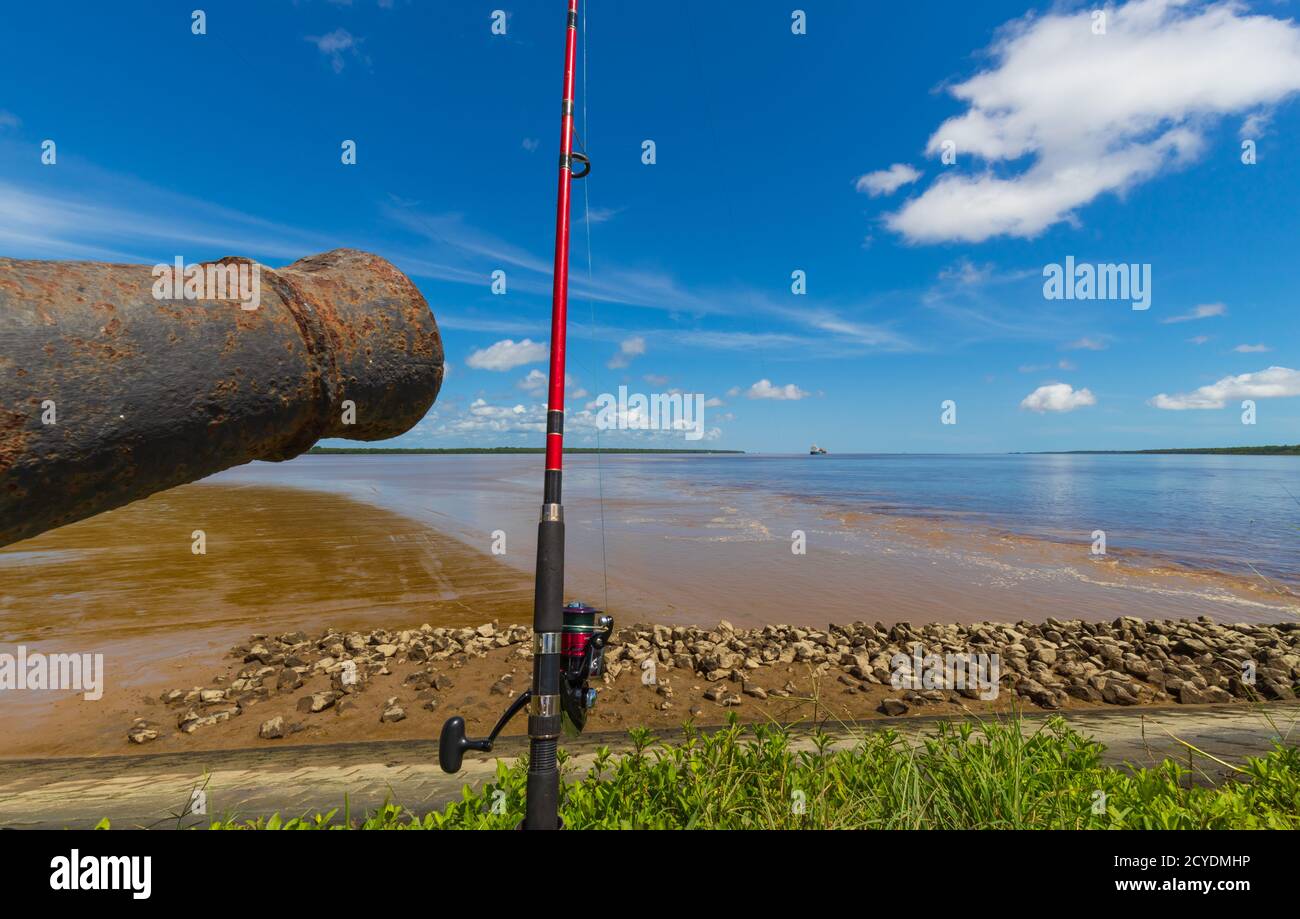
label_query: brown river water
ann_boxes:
[0,453,1294,756]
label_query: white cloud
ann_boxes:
[855,163,922,197]
[424,396,722,443]
[1162,302,1227,323]
[1233,343,1271,353]
[1187,334,1211,345]
[607,335,646,369]
[1151,366,1300,409]
[1241,110,1272,139]
[1020,358,1078,373]
[1020,383,1096,413]
[519,370,577,396]
[938,258,995,285]
[887,0,1300,243]
[518,369,548,395]
[745,379,810,401]
[0,110,19,129]
[305,28,365,74]
[440,398,545,436]
[522,138,540,153]
[1064,336,1108,351]
[586,206,623,224]
[466,338,549,372]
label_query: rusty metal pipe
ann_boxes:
[0,248,444,547]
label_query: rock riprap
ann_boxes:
[135,617,1300,744]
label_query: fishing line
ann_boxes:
[582,0,611,615]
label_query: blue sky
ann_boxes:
[3,0,1299,452]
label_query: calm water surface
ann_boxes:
[209,453,1299,625]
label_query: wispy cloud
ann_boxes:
[1162,302,1227,324]
[1064,336,1109,351]
[677,330,810,351]
[920,260,1082,346]
[1241,110,1273,140]
[383,202,915,354]
[305,28,367,74]
[585,206,623,224]
[854,163,921,197]
[0,165,337,263]
[436,315,548,336]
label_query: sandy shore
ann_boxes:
[5,610,1300,759]
[0,484,532,756]
[2,478,1297,759]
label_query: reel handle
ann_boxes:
[438,690,532,774]
[438,717,488,774]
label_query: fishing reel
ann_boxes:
[438,602,613,773]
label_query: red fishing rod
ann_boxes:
[438,0,610,832]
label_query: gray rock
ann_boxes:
[1178,684,1215,705]
[1065,682,1103,703]
[127,725,159,745]
[1259,678,1297,701]
[1030,647,1057,666]
[298,691,337,714]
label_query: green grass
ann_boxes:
[178,716,1300,830]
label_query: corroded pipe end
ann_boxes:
[266,248,445,454]
[0,249,444,547]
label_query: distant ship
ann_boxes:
[809,444,828,455]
